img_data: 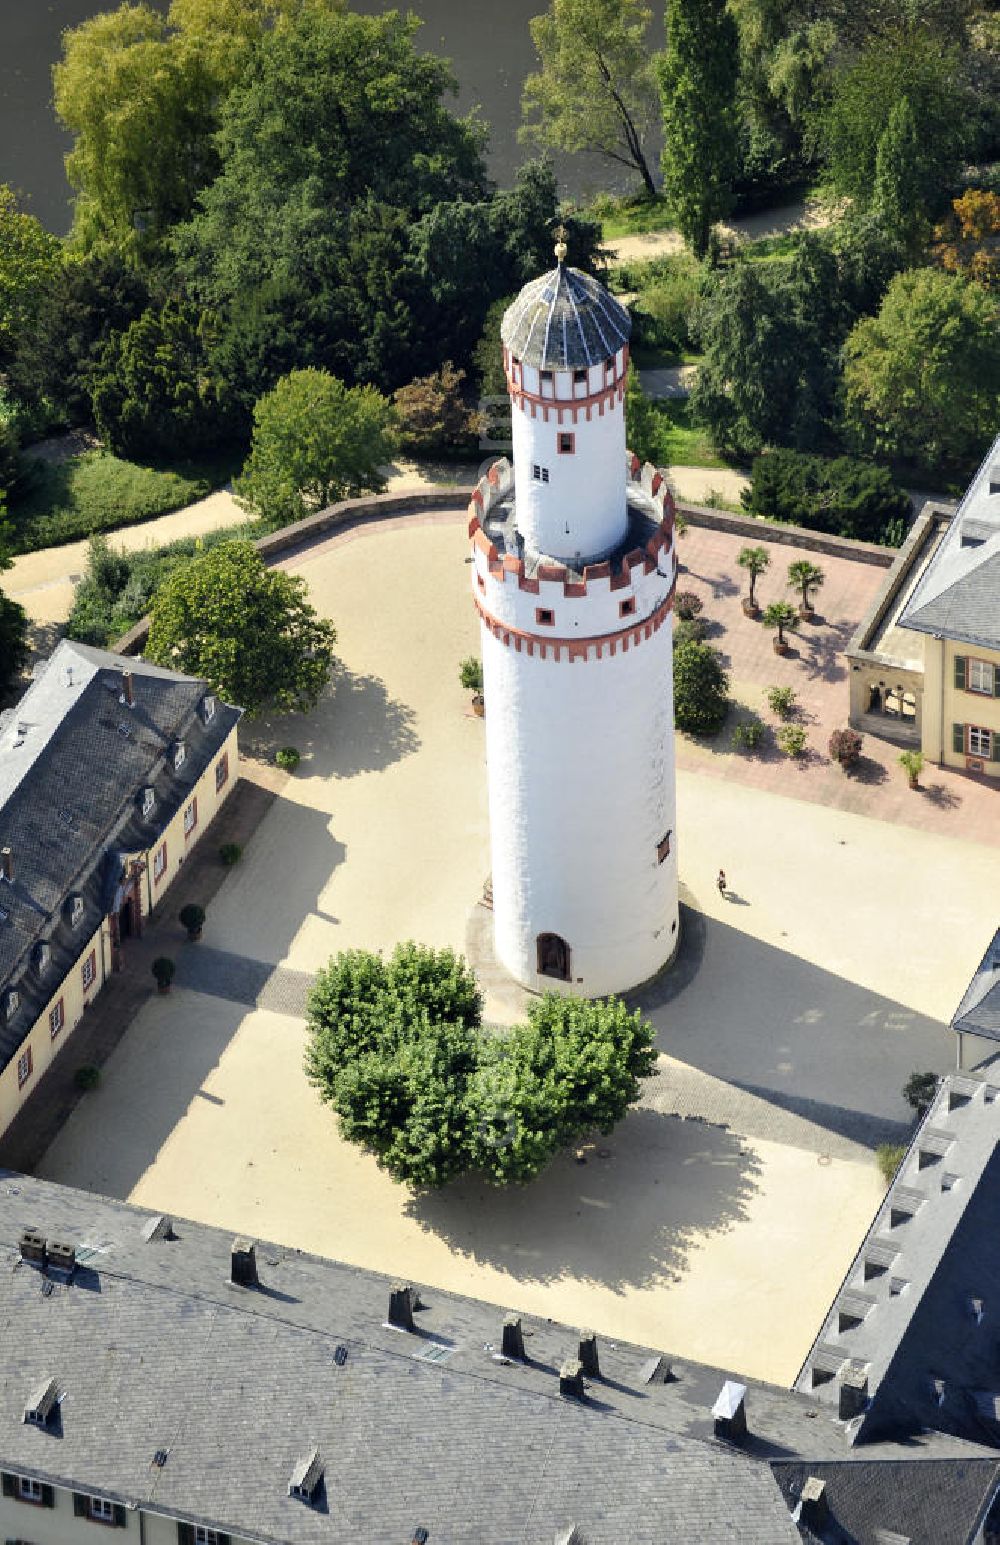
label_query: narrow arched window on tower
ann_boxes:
[537,933,571,981]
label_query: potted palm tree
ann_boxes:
[737,546,770,618]
[179,903,206,941]
[152,957,175,994]
[787,559,825,618]
[762,600,799,654]
[899,749,924,789]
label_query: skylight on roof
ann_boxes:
[117,722,131,738]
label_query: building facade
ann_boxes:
[847,437,1000,776]
[0,641,240,1135]
[470,252,680,997]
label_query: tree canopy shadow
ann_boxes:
[795,616,854,685]
[402,1105,762,1294]
[244,661,420,778]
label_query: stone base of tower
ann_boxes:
[495,910,680,1001]
[467,888,680,1007]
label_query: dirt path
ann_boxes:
[608,196,834,266]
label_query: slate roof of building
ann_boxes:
[774,1456,1000,1544]
[899,436,1000,650]
[501,263,631,370]
[0,640,239,1067]
[794,1073,1000,1451]
[951,928,1000,1046]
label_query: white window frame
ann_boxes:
[968,724,992,758]
[173,741,186,771]
[88,1495,115,1524]
[82,952,97,992]
[18,1474,43,1503]
[183,799,197,837]
[202,694,216,723]
[968,659,995,695]
[5,989,19,1020]
[70,895,84,928]
[16,1048,31,1089]
[215,754,229,792]
[194,1528,220,1545]
[153,844,167,883]
[141,788,156,818]
[49,999,65,1039]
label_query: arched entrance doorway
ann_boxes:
[536,932,571,982]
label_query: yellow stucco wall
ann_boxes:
[0,727,240,1137]
[923,637,1000,776]
[0,1478,251,1543]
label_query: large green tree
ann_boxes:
[673,638,730,735]
[659,0,739,257]
[0,516,29,698]
[0,187,63,370]
[843,268,1000,474]
[88,298,231,460]
[146,539,336,714]
[521,0,660,196]
[235,369,395,528]
[822,30,969,212]
[304,944,656,1188]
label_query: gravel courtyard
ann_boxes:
[37,513,996,1384]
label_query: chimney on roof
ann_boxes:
[559,1359,585,1400]
[501,1313,525,1360]
[230,1237,258,1287]
[712,1379,748,1441]
[19,1229,46,1268]
[577,1331,600,1378]
[388,1283,414,1331]
[838,1367,868,1421]
[24,1377,59,1429]
[798,1477,829,1530]
[121,668,135,708]
[46,1241,76,1280]
[1,847,12,883]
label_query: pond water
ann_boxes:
[0,0,658,234]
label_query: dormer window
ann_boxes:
[202,694,216,723]
[172,740,186,771]
[2,988,19,1022]
[33,942,51,976]
[67,895,84,929]
[288,1450,323,1504]
[23,1377,58,1429]
[141,787,156,819]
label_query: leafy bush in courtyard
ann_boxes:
[674,615,709,646]
[74,1065,100,1091]
[673,639,729,736]
[742,449,910,545]
[219,842,242,866]
[731,715,767,752]
[777,724,808,757]
[674,590,703,621]
[303,943,655,1188]
[829,727,863,768]
[903,1070,938,1113]
[459,656,483,692]
[275,746,301,771]
[766,685,797,719]
[877,1142,906,1185]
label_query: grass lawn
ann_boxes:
[8,447,242,554]
[595,193,674,240]
[648,399,729,470]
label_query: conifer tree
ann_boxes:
[658,0,739,257]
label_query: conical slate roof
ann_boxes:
[501,264,631,370]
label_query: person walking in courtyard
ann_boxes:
[717,869,727,898]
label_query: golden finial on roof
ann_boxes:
[553,223,568,264]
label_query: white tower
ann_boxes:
[470,244,680,998]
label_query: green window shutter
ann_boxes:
[992,732,1000,762]
[218,1534,231,1545]
[41,1483,55,1508]
[953,723,965,754]
[73,1493,88,1517]
[954,655,967,689]
[177,1526,195,1545]
[113,1503,127,1528]
[1,1472,14,1498]
[993,665,1000,697]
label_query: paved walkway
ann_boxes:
[607,197,836,266]
[673,522,1000,848]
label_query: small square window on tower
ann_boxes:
[532,464,550,483]
[619,597,636,618]
[557,432,575,454]
[573,368,587,386]
[657,832,672,864]
[535,607,555,627]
